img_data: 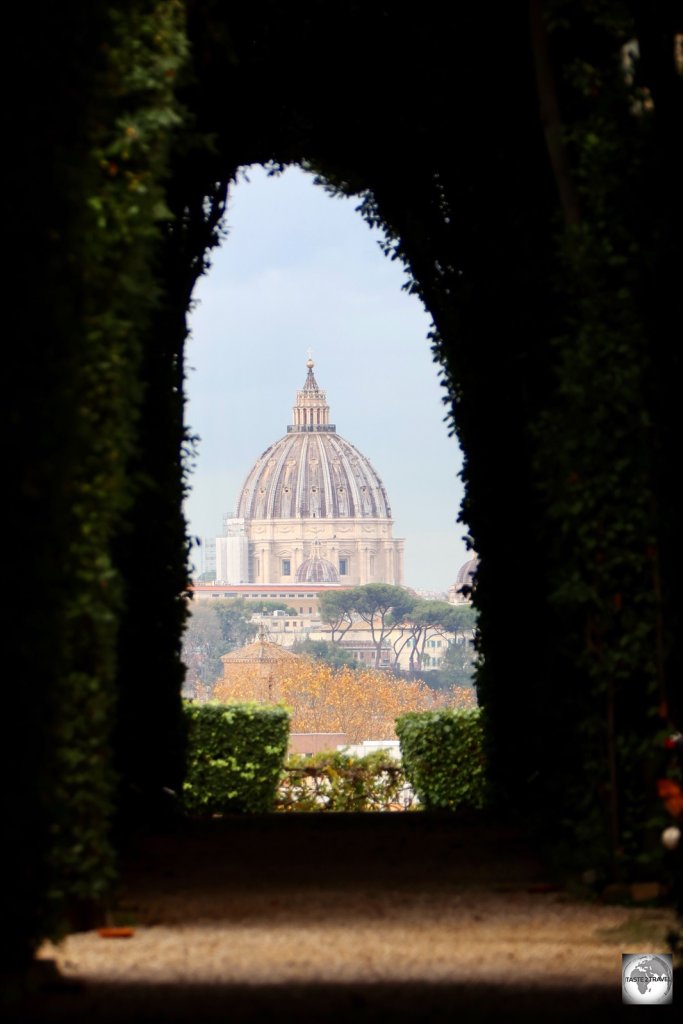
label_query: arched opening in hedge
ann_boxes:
[183,162,468,595]
[8,1,680,964]
[127,1,565,847]
[113,3,682,916]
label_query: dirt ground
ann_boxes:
[16,815,679,1022]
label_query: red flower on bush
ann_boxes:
[657,778,683,818]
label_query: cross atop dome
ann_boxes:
[289,356,336,433]
[302,356,320,393]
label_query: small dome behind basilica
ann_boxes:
[296,553,340,584]
[455,554,479,590]
[449,553,479,604]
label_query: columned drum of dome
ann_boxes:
[217,359,405,587]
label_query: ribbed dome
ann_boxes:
[455,555,479,591]
[236,360,391,521]
[296,555,340,584]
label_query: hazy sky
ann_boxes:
[184,165,469,592]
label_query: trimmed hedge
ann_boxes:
[277,750,411,812]
[396,708,487,811]
[183,703,290,815]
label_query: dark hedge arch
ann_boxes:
[167,0,682,876]
[5,0,681,966]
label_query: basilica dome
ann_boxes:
[216,358,404,588]
[236,359,391,521]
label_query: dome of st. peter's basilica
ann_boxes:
[215,359,404,587]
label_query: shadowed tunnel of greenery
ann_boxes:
[5,0,681,968]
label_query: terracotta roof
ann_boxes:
[220,638,303,665]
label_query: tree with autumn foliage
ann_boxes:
[212,658,474,743]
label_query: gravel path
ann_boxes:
[21,816,678,1022]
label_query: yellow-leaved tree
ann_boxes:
[212,659,475,742]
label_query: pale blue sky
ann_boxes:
[184,165,469,592]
